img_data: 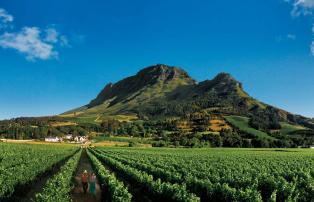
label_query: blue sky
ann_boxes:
[0,0,314,119]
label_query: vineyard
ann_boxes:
[87,147,314,202]
[0,143,80,201]
[2,143,314,202]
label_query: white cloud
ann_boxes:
[0,7,74,61]
[0,8,13,24]
[0,27,58,61]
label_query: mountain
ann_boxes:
[2,64,313,147]
[64,64,195,118]
[88,64,195,108]
[63,64,314,134]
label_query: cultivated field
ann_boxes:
[2,143,314,201]
[0,143,79,201]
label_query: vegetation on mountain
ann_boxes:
[1,64,314,148]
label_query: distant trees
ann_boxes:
[0,118,90,139]
[249,106,281,131]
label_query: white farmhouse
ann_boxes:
[45,137,62,142]
[65,134,73,140]
[74,136,88,143]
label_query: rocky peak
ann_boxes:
[87,64,195,108]
[137,64,194,83]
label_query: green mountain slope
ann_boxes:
[62,64,314,141]
[2,64,314,147]
[63,64,195,118]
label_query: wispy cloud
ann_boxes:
[44,28,59,43]
[59,35,69,47]
[0,8,13,30]
[0,7,72,61]
[311,25,314,55]
[0,8,13,24]
[287,34,297,40]
[276,34,297,43]
[286,0,314,17]
[285,0,314,56]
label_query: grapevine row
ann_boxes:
[0,143,78,199]
[90,149,200,202]
[87,149,132,202]
[35,149,82,202]
[95,147,314,201]
[94,149,262,201]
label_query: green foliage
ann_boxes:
[225,116,275,140]
[249,106,282,131]
[91,149,200,202]
[94,147,314,201]
[35,149,82,202]
[0,143,78,199]
[0,117,90,139]
[87,150,132,201]
[279,122,305,135]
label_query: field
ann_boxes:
[279,122,306,135]
[0,143,80,201]
[2,142,314,201]
[224,115,275,140]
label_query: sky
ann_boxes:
[0,0,314,119]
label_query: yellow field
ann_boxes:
[209,119,231,132]
[50,121,77,127]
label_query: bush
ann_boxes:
[152,140,169,147]
[128,141,137,147]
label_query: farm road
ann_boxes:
[71,150,102,202]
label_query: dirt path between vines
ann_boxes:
[71,150,102,202]
[93,151,151,202]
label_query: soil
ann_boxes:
[71,150,102,202]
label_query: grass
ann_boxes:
[224,115,275,140]
[280,122,305,135]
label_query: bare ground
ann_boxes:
[71,150,102,202]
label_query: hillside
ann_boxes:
[1,64,314,148]
[63,64,195,118]
[64,65,262,117]
[63,64,312,127]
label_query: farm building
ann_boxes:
[65,134,73,140]
[45,137,62,142]
[74,136,88,143]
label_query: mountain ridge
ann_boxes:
[63,64,314,132]
[87,64,196,109]
[2,64,314,147]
